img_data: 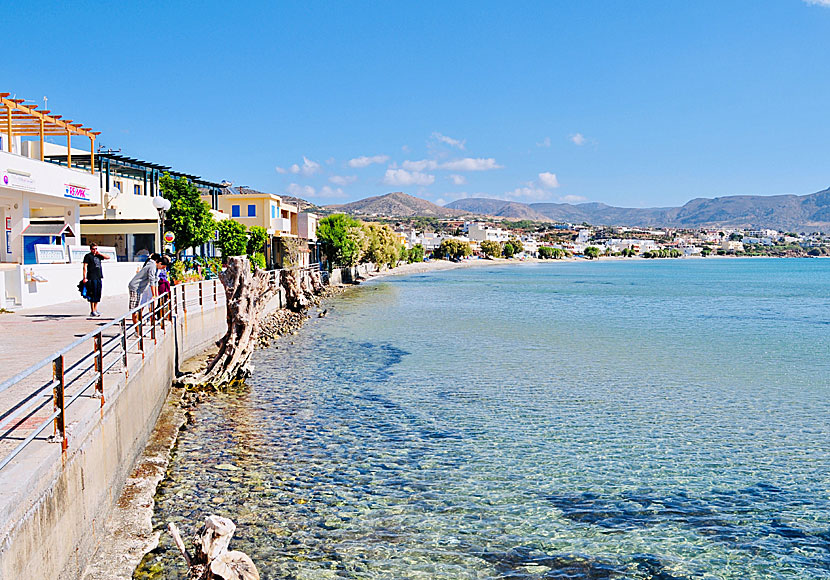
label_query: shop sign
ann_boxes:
[35,244,67,264]
[64,184,90,201]
[5,216,10,254]
[2,171,36,192]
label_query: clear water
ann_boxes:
[137,259,830,579]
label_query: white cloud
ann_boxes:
[536,137,551,148]
[399,157,502,172]
[559,194,587,203]
[431,132,466,150]
[440,157,502,171]
[538,172,560,189]
[435,198,447,206]
[348,154,389,168]
[329,175,358,186]
[318,185,347,199]
[805,0,830,6]
[449,174,466,185]
[402,159,439,171]
[383,169,435,187]
[570,133,587,146]
[286,183,316,198]
[276,156,321,176]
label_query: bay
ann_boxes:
[137,258,830,579]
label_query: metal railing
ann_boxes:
[0,279,227,472]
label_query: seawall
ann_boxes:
[0,280,235,580]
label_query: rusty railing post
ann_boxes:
[121,318,128,378]
[160,293,166,331]
[182,284,187,314]
[151,297,157,343]
[137,306,145,356]
[52,355,67,451]
[94,332,104,406]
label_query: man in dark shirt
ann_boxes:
[82,243,110,317]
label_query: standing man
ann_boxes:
[82,243,110,317]
[128,253,170,324]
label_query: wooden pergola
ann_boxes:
[0,93,100,174]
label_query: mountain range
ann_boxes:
[318,188,830,231]
[324,191,468,218]
[445,188,830,231]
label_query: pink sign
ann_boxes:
[64,184,89,200]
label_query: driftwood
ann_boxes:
[168,516,259,580]
[181,256,277,388]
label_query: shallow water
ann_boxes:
[136,259,830,579]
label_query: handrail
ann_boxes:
[0,274,239,473]
[0,278,215,395]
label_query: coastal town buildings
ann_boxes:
[208,187,299,268]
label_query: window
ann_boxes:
[248,204,256,217]
[271,205,276,219]
[134,184,141,196]
[231,205,240,217]
[113,180,122,192]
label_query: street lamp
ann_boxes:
[152,196,172,253]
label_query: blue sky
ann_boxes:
[6,1,830,208]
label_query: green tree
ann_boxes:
[247,226,268,256]
[398,246,409,264]
[435,238,472,260]
[216,219,248,259]
[160,173,216,258]
[363,223,400,268]
[584,246,600,259]
[480,239,502,258]
[408,244,425,263]
[317,214,366,267]
[502,242,516,258]
[508,237,524,254]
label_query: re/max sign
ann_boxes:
[64,185,89,200]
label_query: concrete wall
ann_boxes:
[329,262,377,285]
[0,282,235,580]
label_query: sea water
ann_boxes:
[136,258,830,579]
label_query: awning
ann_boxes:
[21,223,76,237]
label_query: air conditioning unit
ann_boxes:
[105,209,117,219]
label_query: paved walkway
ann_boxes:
[0,294,129,384]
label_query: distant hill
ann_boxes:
[324,192,469,218]
[445,198,550,221]
[447,188,830,231]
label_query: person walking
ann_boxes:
[82,243,110,317]
[128,253,170,324]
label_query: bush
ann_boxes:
[251,252,266,270]
[502,242,515,258]
[216,220,248,259]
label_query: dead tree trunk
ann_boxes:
[169,516,259,580]
[181,256,276,388]
[280,269,310,311]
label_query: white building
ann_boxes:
[467,222,510,243]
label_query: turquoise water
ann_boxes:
[137,259,830,579]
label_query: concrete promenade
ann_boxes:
[0,293,129,384]
[0,281,229,579]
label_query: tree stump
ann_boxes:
[169,516,259,580]
[181,256,276,388]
